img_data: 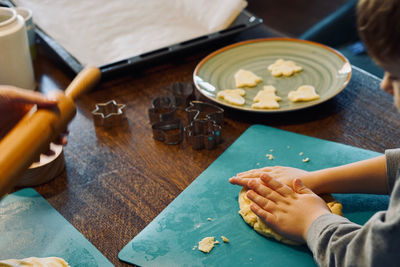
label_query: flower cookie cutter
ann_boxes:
[151,119,183,145]
[92,100,126,128]
[184,101,224,150]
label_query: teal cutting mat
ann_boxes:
[119,125,389,266]
[0,188,113,266]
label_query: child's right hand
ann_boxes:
[229,166,310,190]
[246,173,331,243]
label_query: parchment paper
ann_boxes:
[14,0,247,66]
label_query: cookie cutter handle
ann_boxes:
[0,65,101,198]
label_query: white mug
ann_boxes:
[0,7,35,90]
[13,7,36,60]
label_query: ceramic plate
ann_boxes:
[193,38,352,112]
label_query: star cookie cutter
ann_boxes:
[184,119,222,150]
[185,101,224,125]
[92,100,126,128]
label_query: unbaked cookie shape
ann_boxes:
[217,89,246,106]
[252,85,282,109]
[0,257,70,267]
[288,85,320,102]
[234,69,262,87]
[268,59,303,77]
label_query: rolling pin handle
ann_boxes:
[65,65,101,100]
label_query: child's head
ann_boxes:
[357,0,400,108]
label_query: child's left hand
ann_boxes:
[246,173,331,243]
[229,166,309,189]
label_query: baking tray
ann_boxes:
[2,0,262,77]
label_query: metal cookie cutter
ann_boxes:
[185,119,222,150]
[185,101,224,125]
[184,101,224,150]
[152,119,183,145]
[92,100,126,128]
[167,82,194,109]
[148,96,183,144]
[148,96,176,124]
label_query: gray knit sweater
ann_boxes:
[306,149,400,267]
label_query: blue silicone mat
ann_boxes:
[119,125,389,267]
[0,188,113,266]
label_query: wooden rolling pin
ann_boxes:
[0,66,101,198]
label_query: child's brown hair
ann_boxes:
[357,0,400,62]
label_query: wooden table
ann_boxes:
[21,21,400,266]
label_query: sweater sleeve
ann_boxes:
[305,150,400,267]
[385,148,400,194]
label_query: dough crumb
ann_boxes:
[221,236,229,243]
[268,59,303,77]
[198,237,218,253]
[288,85,320,102]
[256,162,261,166]
[299,152,304,156]
[192,245,198,250]
[269,149,274,152]
[252,86,281,109]
[217,89,246,106]
[207,218,213,221]
[234,69,262,87]
[266,154,274,160]
[302,157,310,162]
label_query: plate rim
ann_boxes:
[193,37,352,113]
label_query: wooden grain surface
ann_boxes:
[6,3,400,266]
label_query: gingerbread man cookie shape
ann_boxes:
[234,69,263,87]
[268,59,303,77]
[288,85,320,102]
[252,85,282,109]
[217,89,246,106]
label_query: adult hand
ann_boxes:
[0,85,67,144]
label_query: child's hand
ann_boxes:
[247,173,331,243]
[229,166,309,189]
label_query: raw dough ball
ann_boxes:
[252,85,282,109]
[217,89,246,106]
[238,187,343,245]
[288,85,320,102]
[268,59,303,77]
[234,69,262,87]
[0,257,70,267]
